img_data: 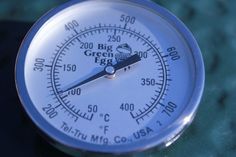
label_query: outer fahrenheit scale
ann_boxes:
[15,0,205,156]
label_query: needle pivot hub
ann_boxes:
[105,65,116,79]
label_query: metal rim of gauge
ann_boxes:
[15,0,205,155]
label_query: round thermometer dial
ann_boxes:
[15,0,205,155]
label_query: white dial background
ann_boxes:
[22,0,197,149]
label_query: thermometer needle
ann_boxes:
[59,54,141,93]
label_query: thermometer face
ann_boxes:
[15,0,204,154]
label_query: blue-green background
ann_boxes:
[0,0,236,156]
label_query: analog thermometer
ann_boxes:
[15,0,205,155]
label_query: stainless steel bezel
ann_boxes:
[15,0,205,154]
